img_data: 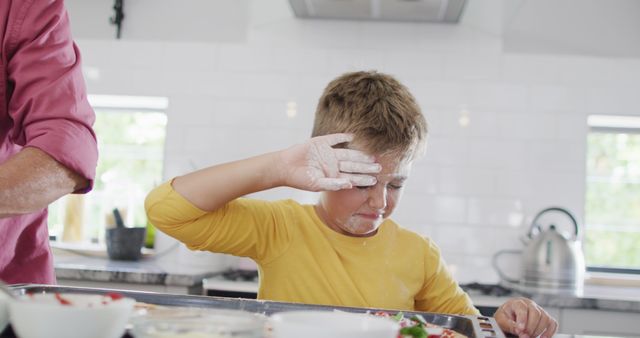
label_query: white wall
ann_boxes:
[73,1,640,283]
[65,0,249,42]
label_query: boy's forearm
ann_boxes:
[172,151,284,211]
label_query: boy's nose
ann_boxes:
[367,185,387,210]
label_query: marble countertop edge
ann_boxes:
[53,254,222,287]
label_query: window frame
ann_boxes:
[48,95,168,246]
[585,115,640,275]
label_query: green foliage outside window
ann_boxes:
[48,109,167,243]
[585,132,640,269]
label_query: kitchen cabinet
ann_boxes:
[560,308,640,337]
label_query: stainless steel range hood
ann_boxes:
[288,0,467,23]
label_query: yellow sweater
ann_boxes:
[145,181,478,315]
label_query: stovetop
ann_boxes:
[218,268,259,282]
[460,282,514,297]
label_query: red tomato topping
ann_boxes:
[54,293,72,306]
[106,292,124,301]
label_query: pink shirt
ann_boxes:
[0,0,98,284]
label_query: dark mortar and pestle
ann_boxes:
[106,208,146,261]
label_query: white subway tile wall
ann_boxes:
[77,14,640,284]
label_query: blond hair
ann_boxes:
[312,71,427,159]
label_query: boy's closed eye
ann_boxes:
[355,183,404,190]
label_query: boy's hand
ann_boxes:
[494,297,558,338]
[278,133,381,191]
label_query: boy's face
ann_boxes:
[315,152,412,237]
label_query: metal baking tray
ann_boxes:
[4,284,507,338]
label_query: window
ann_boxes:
[48,95,168,246]
[584,115,640,272]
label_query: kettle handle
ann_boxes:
[529,206,579,240]
[491,249,522,284]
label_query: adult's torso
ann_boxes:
[0,0,55,285]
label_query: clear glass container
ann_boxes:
[130,307,266,338]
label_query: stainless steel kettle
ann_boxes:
[493,207,586,290]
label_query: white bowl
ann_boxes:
[131,306,266,338]
[9,293,135,338]
[270,310,399,338]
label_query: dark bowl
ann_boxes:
[106,227,146,261]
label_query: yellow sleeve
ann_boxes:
[415,239,480,316]
[144,180,293,263]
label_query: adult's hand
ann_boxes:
[278,133,381,191]
[494,297,558,338]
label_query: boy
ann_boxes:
[145,71,557,338]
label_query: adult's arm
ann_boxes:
[0,147,87,218]
[1,0,99,216]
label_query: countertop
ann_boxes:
[502,280,640,313]
[54,252,220,288]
